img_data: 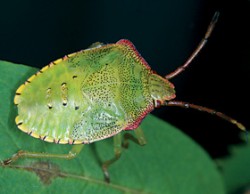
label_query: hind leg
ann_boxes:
[2,144,84,165]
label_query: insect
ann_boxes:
[2,12,246,183]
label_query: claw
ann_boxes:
[102,165,111,183]
[104,171,110,183]
[3,159,12,165]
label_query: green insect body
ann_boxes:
[15,39,175,144]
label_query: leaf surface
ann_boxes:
[218,136,250,194]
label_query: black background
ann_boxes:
[0,0,249,158]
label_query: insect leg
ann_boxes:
[102,128,147,182]
[123,127,147,148]
[165,11,220,80]
[2,144,84,165]
[165,100,246,131]
[102,133,122,183]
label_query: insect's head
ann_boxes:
[149,73,176,108]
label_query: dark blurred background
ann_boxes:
[0,0,249,158]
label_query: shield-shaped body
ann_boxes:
[14,39,175,144]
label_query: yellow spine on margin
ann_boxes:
[41,65,49,72]
[27,75,37,82]
[53,58,63,64]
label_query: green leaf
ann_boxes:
[218,137,250,194]
[0,60,225,194]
